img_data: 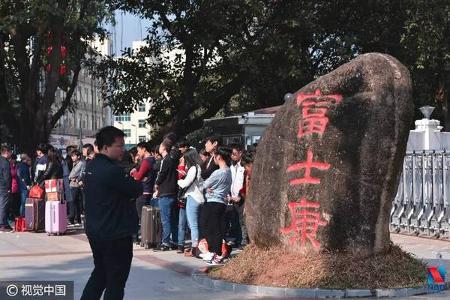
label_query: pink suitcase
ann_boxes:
[45,201,67,235]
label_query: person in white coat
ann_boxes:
[227,143,247,248]
[177,148,205,256]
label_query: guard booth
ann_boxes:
[390,106,450,239]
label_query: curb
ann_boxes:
[191,269,450,298]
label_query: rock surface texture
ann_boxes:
[246,53,414,256]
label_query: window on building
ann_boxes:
[138,119,146,128]
[114,114,131,122]
[138,103,146,112]
[76,87,81,101]
[139,136,146,142]
[85,88,89,103]
[123,129,131,137]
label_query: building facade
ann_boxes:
[113,40,153,148]
[113,101,152,148]
[49,38,114,149]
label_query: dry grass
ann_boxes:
[210,243,427,289]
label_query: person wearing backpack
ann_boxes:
[177,148,204,255]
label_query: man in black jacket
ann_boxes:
[153,138,178,251]
[0,146,12,232]
[81,126,142,300]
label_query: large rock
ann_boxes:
[246,53,413,257]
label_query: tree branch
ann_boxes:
[50,65,81,128]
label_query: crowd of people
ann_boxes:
[0,126,256,299]
[120,133,256,262]
[0,128,255,263]
[0,143,96,231]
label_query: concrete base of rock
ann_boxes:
[192,270,449,298]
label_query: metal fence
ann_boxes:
[390,151,450,238]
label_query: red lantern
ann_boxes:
[47,46,53,56]
[60,45,67,59]
[46,64,52,73]
[59,64,67,76]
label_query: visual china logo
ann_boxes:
[427,266,446,293]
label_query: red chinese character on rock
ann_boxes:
[287,149,330,185]
[296,89,343,139]
[280,198,328,250]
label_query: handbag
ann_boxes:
[177,166,198,207]
[29,184,45,199]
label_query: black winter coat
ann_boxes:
[83,154,142,241]
[37,160,63,186]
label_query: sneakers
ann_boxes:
[176,245,184,254]
[153,243,171,252]
[206,254,224,266]
[200,251,214,261]
[0,226,13,232]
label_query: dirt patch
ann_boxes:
[210,243,427,289]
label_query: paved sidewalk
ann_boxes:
[0,230,449,299]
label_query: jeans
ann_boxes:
[0,192,10,226]
[235,202,248,245]
[19,189,28,217]
[177,207,187,246]
[186,195,201,247]
[81,236,133,300]
[149,198,159,207]
[158,195,178,245]
[225,202,248,245]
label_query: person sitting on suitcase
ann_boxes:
[80,126,143,300]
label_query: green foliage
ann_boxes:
[97,0,449,139]
[0,0,112,153]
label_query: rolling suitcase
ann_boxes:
[25,198,45,232]
[140,206,162,249]
[45,201,67,235]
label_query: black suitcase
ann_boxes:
[140,206,162,249]
[25,198,45,232]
